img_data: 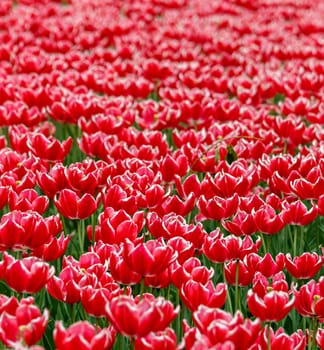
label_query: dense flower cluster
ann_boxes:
[0,0,323,349]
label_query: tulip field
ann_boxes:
[0,0,324,348]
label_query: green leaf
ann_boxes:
[226,145,238,164]
[272,93,285,105]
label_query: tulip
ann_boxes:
[222,210,258,236]
[285,253,323,279]
[192,306,261,350]
[0,186,9,211]
[88,207,144,244]
[65,160,100,194]
[253,326,306,350]
[180,280,227,311]
[197,194,239,221]
[26,133,72,163]
[46,260,83,304]
[147,212,206,248]
[245,252,285,278]
[1,253,55,294]
[281,199,318,225]
[170,257,214,288]
[247,289,295,322]
[0,210,53,251]
[0,297,49,347]
[105,294,179,337]
[54,321,116,350]
[201,172,250,197]
[36,163,68,199]
[109,250,142,285]
[254,204,286,235]
[316,328,324,350]
[32,233,71,262]
[54,189,97,220]
[203,230,261,263]
[293,278,324,320]
[122,238,177,277]
[155,192,196,217]
[291,177,324,200]
[160,153,189,182]
[134,328,177,350]
[224,259,255,286]
[167,237,195,264]
[8,188,49,214]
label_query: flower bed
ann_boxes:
[0,0,323,349]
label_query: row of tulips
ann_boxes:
[0,0,324,349]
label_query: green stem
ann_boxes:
[267,323,271,350]
[91,213,96,243]
[293,225,298,257]
[261,233,268,255]
[70,303,76,323]
[78,219,85,255]
[139,278,146,296]
[234,260,241,311]
[310,317,319,350]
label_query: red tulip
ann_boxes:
[285,253,323,279]
[252,326,306,350]
[88,207,144,244]
[122,238,177,277]
[250,271,289,298]
[65,160,100,194]
[293,278,324,320]
[167,237,195,264]
[180,280,227,311]
[170,257,214,288]
[201,172,251,197]
[144,267,171,289]
[197,194,239,221]
[247,289,294,322]
[81,283,123,318]
[0,297,49,347]
[318,194,324,216]
[155,192,196,217]
[109,250,142,285]
[54,321,116,350]
[134,328,177,350]
[245,252,285,278]
[8,188,49,214]
[291,176,324,200]
[254,204,286,235]
[281,199,318,226]
[105,294,179,337]
[46,259,83,304]
[54,189,97,220]
[192,306,261,350]
[224,259,254,286]
[0,294,19,315]
[316,328,324,350]
[0,210,53,251]
[36,163,68,199]
[26,133,72,163]
[203,230,261,263]
[222,210,258,236]
[1,253,55,294]
[80,270,131,318]
[147,212,206,248]
[174,173,201,199]
[160,153,189,182]
[32,233,71,262]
